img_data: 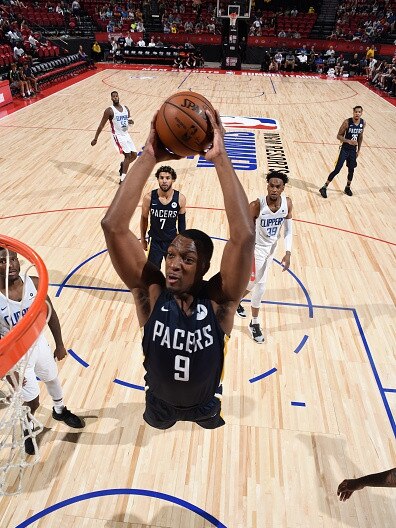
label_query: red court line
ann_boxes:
[0,205,394,246]
[358,80,396,107]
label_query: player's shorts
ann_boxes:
[143,390,225,430]
[21,336,58,402]
[147,239,172,269]
[112,132,137,155]
[247,243,276,290]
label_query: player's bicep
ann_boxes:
[218,236,253,302]
[103,230,154,292]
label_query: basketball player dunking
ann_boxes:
[0,248,85,455]
[101,109,254,430]
[140,165,187,269]
[320,105,365,198]
[91,91,138,183]
[236,171,293,343]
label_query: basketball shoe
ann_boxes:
[319,186,327,198]
[236,303,247,318]
[248,321,264,344]
[52,407,85,428]
[344,186,353,196]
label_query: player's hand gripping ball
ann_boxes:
[155,91,215,157]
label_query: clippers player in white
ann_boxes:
[236,171,293,343]
[91,91,137,183]
[0,248,85,455]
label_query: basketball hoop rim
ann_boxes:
[0,235,49,378]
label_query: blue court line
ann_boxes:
[273,258,314,318]
[291,401,306,407]
[113,378,145,391]
[352,308,396,438]
[249,367,277,384]
[15,488,227,528]
[51,283,130,293]
[67,348,89,368]
[55,249,108,297]
[270,78,277,94]
[384,388,396,393]
[294,335,309,354]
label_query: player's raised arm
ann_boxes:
[205,110,255,303]
[101,113,180,293]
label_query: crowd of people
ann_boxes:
[329,0,395,42]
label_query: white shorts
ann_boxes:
[21,335,58,402]
[247,244,276,290]
[112,132,137,155]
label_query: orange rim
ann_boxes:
[0,235,49,378]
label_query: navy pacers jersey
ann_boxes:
[343,117,364,150]
[142,285,227,408]
[148,189,180,243]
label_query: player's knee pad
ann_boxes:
[250,282,266,309]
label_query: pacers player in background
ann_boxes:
[319,105,365,198]
[101,109,254,430]
[91,91,137,183]
[236,171,293,344]
[140,165,187,269]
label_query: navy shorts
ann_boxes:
[143,391,225,430]
[147,239,171,269]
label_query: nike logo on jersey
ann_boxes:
[161,306,169,312]
[0,307,7,311]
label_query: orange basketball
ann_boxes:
[155,91,215,157]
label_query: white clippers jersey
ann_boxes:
[111,104,129,135]
[255,195,289,249]
[0,276,48,348]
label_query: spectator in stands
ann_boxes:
[366,45,375,61]
[315,54,324,73]
[186,51,196,68]
[349,54,361,76]
[13,43,25,62]
[28,33,39,51]
[284,51,296,72]
[55,3,63,15]
[278,29,286,38]
[184,20,193,33]
[291,9,298,17]
[92,41,101,62]
[137,36,146,47]
[195,49,204,67]
[156,37,164,47]
[274,51,283,68]
[9,62,29,98]
[125,33,134,47]
[71,0,80,17]
[207,21,215,34]
[296,52,308,71]
[260,51,271,72]
[308,7,315,14]
[19,64,35,95]
[136,20,144,32]
[239,37,247,64]
[148,37,155,47]
[325,46,335,57]
[78,45,87,60]
[7,28,22,46]
[334,55,344,76]
[269,57,279,72]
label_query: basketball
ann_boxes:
[155,91,215,157]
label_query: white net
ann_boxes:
[0,249,48,495]
[229,13,238,27]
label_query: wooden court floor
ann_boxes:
[0,67,395,527]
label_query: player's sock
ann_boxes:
[120,173,126,183]
[53,398,65,414]
[251,317,259,325]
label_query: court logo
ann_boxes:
[221,115,280,131]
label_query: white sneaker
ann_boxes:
[119,173,126,183]
[248,321,264,343]
[236,303,247,318]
